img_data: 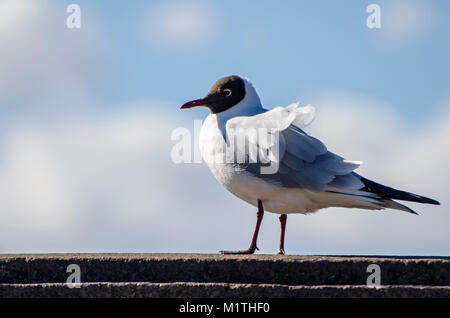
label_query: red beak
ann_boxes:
[180,98,208,109]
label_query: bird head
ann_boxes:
[181,75,261,114]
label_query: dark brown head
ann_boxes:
[181,75,246,114]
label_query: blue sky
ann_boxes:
[67,0,450,120]
[0,0,449,255]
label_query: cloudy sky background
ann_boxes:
[0,0,449,255]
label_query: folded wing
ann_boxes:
[225,102,438,214]
[226,102,363,192]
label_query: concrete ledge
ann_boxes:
[1,254,449,285]
[0,254,449,297]
[1,282,449,298]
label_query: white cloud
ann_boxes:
[0,0,107,113]
[0,107,170,250]
[373,0,435,47]
[0,0,41,36]
[0,105,247,253]
[0,128,75,231]
[141,0,219,51]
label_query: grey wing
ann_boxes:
[243,125,426,214]
[248,125,364,193]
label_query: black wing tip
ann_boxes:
[399,203,419,215]
[424,198,440,205]
[413,195,440,205]
[400,206,419,215]
[360,177,440,206]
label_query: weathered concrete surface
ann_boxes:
[0,254,449,297]
[1,282,449,298]
[1,254,448,285]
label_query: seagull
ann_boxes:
[180,75,440,255]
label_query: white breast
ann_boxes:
[199,114,314,214]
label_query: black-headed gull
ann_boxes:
[181,75,440,255]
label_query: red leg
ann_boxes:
[221,200,264,255]
[278,214,287,255]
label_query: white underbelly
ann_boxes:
[207,161,381,214]
[206,162,316,214]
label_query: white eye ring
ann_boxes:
[223,89,232,97]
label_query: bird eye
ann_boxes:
[223,89,232,97]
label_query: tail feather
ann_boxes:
[335,192,420,215]
[359,176,440,205]
[379,199,419,215]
